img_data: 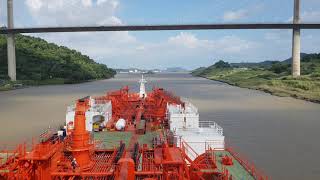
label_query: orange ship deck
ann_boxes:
[0,87,267,180]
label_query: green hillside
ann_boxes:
[192,55,320,103]
[0,34,115,90]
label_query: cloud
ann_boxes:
[22,0,319,69]
[81,0,93,7]
[36,31,137,58]
[287,10,320,23]
[25,0,120,26]
[25,0,137,61]
[223,9,249,21]
[223,4,264,22]
[301,11,320,22]
[167,32,258,54]
[264,30,291,43]
[0,0,6,26]
[25,0,42,11]
[213,36,258,53]
[97,16,123,26]
[168,32,200,48]
[32,29,259,69]
[97,0,118,8]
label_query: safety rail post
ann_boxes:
[23,142,26,157]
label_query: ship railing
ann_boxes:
[94,99,110,104]
[0,137,62,167]
[67,105,75,112]
[0,142,19,153]
[0,143,23,167]
[179,138,225,158]
[64,133,95,150]
[205,140,225,151]
[1,127,65,166]
[179,138,199,163]
[162,90,183,104]
[128,93,139,98]
[19,127,64,158]
[225,143,268,180]
[183,101,199,114]
[39,128,56,141]
[180,139,219,176]
[31,136,63,158]
[199,121,223,135]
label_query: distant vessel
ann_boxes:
[0,75,267,179]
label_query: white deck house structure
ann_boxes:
[167,100,225,158]
[66,97,112,132]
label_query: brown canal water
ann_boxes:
[0,73,319,179]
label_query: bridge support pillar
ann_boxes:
[7,0,16,81]
[292,0,300,77]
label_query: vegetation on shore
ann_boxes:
[0,34,116,91]
[192,55,320,103]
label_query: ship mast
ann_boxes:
[139,74,147,98]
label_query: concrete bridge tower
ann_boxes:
[7,0,16,81]
[292,0,300,77]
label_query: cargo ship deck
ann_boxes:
[0,75,267,179]
[91,126,256,180]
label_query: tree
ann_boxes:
[269,62,290,74]
[214,60,231,69]
[0,34,116,82]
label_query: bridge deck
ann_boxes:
[1,23,320,34]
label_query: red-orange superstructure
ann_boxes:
[0,83,268,180]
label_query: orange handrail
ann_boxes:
[225,144,268,180]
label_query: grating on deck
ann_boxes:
[215,151,255,180]
[94,131,132,149]
[137,131,160,147]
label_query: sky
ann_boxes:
[1,0,320,69]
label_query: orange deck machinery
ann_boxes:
[0,86,268,180]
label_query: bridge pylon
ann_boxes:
[292,0,300,77]
[7,0,16,81]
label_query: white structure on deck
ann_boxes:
[66,97,112,132]
[139,75,147,98]
[167,100,225,158]
[115,118,126,131]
